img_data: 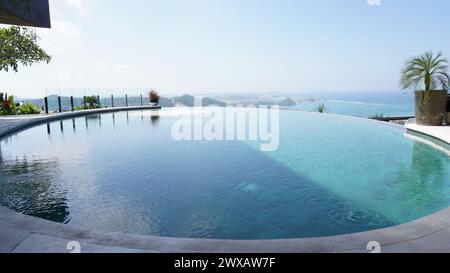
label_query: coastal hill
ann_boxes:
[17,94,299,110]
[171,95,227,107]
[279,98,297,106]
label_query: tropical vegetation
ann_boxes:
[314,103,327,113]
[0,26,51,72]
[85,96,101,109]
[18,102,41,115]
[0,93,18,116]
[369,113,385,120]
[401,51,449,97]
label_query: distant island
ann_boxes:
[17,94,307,111]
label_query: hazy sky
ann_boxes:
[1,0,450,98]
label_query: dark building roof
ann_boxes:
[0,0,50,28]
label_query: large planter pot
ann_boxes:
[415,90,448,126]
[446,96,450,125]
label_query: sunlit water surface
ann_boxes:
[0,109,449,239]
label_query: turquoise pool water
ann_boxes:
[0,109,449,239]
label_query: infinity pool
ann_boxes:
[0,109,449,239]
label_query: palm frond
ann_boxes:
[400,51,449,92]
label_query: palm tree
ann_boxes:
[401,51,449,98]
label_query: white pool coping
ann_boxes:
[1,110,450,253]
[405,119,450,145]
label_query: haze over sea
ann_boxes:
[214,90,415,118]
[19,90,414,118]
[287,91,414,118]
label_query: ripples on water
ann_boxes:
[0,109,449,239]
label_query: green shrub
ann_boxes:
[0,94,18,116]
[84,96,100,109]
[19,102,41,115]
[369,113,386,120]
[74,105,86,111]
[314,103,327,113]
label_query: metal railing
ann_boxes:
[30,94,152,114]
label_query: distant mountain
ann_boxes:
[227,97,297,107]
[172,95,226,107]
[278,98,297,106]
[159,97,175,107]
[203,97,227,107]
[172,95,194,107]
[16,94,236,110]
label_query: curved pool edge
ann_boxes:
[1,109,450,253]
[405,118,450,145]
[0,105,161,140]
[1,205,450,253]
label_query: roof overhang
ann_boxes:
[0,0,50,28]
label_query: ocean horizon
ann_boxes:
[219,90,415,118]
[19,90,415,118]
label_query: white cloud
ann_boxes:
[367,0,381,6]
[38,20,82,52]
[49,0,86,18]
[65,0,86,15]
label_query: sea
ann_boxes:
[280,91,414,118]
[21,90,416,118]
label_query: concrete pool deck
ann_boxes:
[0,110,450,253]
[405,119,450,145]
[1,206,450,253]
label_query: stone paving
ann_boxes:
[1,206,450,253]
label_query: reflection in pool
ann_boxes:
[0,109,449,239]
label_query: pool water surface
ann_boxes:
[0,109,449,239]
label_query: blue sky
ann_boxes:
[1,0,450,98]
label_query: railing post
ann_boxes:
[58,96,62,113]
[111,95,114,108]
[44,97,49,114]
[97,95,100,108]
[140,94,143,106]
[83,96,87,109]
[125,94,128,107]
[70,96,74,111]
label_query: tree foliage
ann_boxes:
[401,51,449,95]
[0,26,51,72]
[84,96,101,109]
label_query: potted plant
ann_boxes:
[401,51,449,126]
[147,89,160,106]
[446,95,450,125]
